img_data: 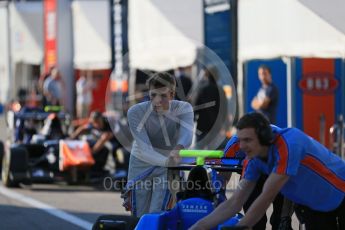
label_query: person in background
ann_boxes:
[43,67,64,106]
[70,111,121,172]
[76,72,93,118]
[14,89,44,144]
[192,66,227,149]
[174,67,192,101]
[251,65,279,124]
[38,66,54,94]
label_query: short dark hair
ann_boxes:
[236,112,274,145]
[146,72,176,92]
[90,111,103,121]
[258,64,271,74]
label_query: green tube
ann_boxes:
[179,150,223,166]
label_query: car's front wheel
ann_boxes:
[2,147,30,187]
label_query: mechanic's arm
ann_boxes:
[237,173,289,227]
[190,179,256,230]
[70,124,89,139]
[92,131,113,153]
[258,97,271,109]
[251,96,271,110]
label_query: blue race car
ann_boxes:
[93,150,245,230]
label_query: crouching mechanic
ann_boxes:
[70,111,119,172]
[190,112,345,230]
[223,132,293,230]
[126,72,194,217]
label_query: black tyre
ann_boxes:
[2,147,30,187]
[92,215,139,230]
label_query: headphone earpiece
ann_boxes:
[256,120,274,145]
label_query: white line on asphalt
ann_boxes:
[0,186,93,230]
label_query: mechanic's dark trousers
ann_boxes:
[295,198,345,230]
[243,176,292,230]
[92,147,109,172]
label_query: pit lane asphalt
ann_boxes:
[0,182,129,230]
[0,115,129,229]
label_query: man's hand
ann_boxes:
[189,179,256,230]
[92,132,113,153]
[251,97,261,110]
[70,124,89,139]
[166,144,184,166]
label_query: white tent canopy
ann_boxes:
[238,0,345,61]
[129,0,203,71]
[0,4,10,102]
[10,2,43,65]
[299,0,345,35]
[72,0,111,70]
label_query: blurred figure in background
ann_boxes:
[14,89,44,144]
[43,67,64,106]
[70,111,128,174]
[38,66,54,93]
[192,66,227,149]
[174,67,192,101]
[251,65,279,124]
[38,66,54,107]
[76,71,93,118]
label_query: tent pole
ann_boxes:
[283,56,294,127]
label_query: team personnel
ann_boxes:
[70,111,122,171]
[223,136,292,230]
[190,113,345,230]
[251,65,279,123]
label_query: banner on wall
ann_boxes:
[296,58,342,146]
[44,0,57,72]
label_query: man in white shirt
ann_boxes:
[76,74,93,118]
[126,72,194,217]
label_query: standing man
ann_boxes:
[76,73,93,118]
[174,67,192,101]
[126,72,194,217]
[251,65,279,123]
[190,113,345,230]
[193,66,227,149]
[43,67,64,106]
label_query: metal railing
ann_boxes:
[329,115,345,159]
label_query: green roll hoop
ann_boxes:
[44,105,63,112]
[179,150,223,166]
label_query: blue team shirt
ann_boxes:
[224,125,345,212]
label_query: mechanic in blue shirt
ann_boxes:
[190,112,345,230]
[223,134,293,230]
